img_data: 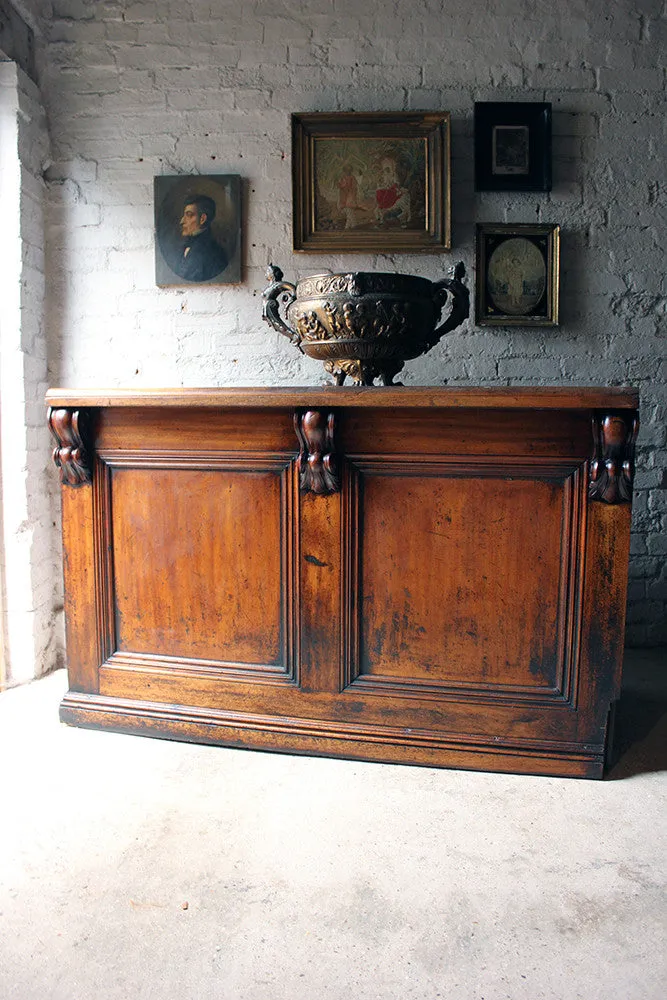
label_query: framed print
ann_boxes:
[474,102,551,192]
[154,174,241,286]
[292,111,451,253]
[475,223,560,326]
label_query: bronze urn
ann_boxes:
[261,263,469,386]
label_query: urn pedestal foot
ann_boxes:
[324,359,405,386]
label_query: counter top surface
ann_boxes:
[45,385,639,410]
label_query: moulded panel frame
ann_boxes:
[340,456,587,709]
[93,449,302,689]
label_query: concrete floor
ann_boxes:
[1,651,665,1000]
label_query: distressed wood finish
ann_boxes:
[49,387,639,778]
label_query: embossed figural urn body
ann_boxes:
[262,263,470,385]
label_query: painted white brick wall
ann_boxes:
[0,58,61,685]
[33,0,666,646]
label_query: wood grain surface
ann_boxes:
[46,385,639,410]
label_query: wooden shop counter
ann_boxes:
[46,386,639,777]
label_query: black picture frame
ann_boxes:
[474,102,551,192]
[475,223,560,327]
[154,174,242,286]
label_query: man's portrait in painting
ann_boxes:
[154,175,241,286]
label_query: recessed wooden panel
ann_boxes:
[96,406,296,454]
[347,462,583,698]
[109,462,292,671]
[340,407,590,458]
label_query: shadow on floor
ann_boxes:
[606,648,667,780]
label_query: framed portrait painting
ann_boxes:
[154,174,241,286]
[292,111,451,253]
[474,102,552,192]
[475,223,560,326]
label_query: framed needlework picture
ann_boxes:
[154,174,241,286]
[475,223,560,326]
[474,102,552,192]
[292,111,451,253]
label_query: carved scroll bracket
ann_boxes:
[48,407,92,487]
[294,409,340,495]
[589,411,639,504]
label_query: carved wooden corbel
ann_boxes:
[294,409,340,495]
[589,411,639,504]
[48,407,92,487]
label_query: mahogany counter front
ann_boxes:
[46,386,639,778]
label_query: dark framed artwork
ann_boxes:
[474,102,552,192]
[154,175,241,286]
[475,223,560,326]
[292,111,451,253]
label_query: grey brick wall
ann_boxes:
[35,0,665,645]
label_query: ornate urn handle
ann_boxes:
[424,262,470,353]
[262,265,302,349]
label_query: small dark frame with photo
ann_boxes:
[154,174,241,286]
[474,102,551,192]
[475,223,560,327]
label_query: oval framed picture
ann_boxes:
[475,223,560,326]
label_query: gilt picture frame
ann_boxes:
[475,223,560,326]
[154,174,242,286]
[474,102,552,192]
[292,111,451,253]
